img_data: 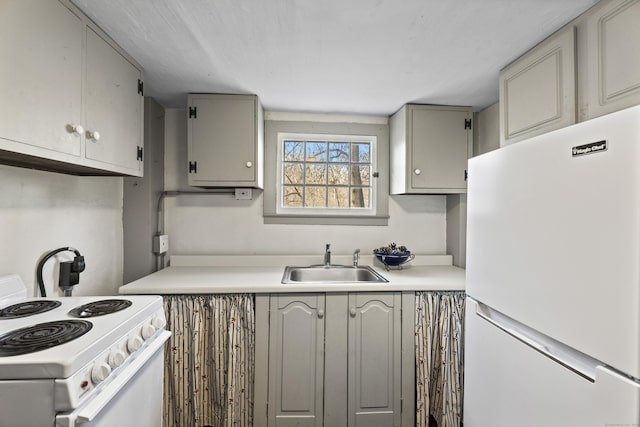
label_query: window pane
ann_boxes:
[350,188,370,208]
[283,163,304,184]
[328,143,350,162]
[351,165,370,186]
[328,164,349,185]
[328,187,349,208]
[351,143,370,163]
[283,186,303,207]
[305,164,326,184]
[305,141,327,162]
[305,187,326,207]
[284,141,304,161]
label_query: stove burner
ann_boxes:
[68,299,132,318]
[0,300,62,318]
[0,320,93,356]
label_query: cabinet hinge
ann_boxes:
[464,118,472,130]
[189,161,197,174]
[464,169,468,181]
[189,106,197,119]
[136,146,143,161]
[137,79,144,96]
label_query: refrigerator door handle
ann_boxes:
[474,300,600,383]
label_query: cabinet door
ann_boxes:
[410,107,470,192]
[0,0,83,156]
[585,0,640,119]
[499,26,576,145]
[268,294,325,427]
[348,293,401,427]
[85,27,143,173]
[188,94,258,186]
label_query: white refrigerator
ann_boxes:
[464,105,640,426]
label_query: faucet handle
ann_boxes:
[353,248,360,267]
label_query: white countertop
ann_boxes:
[119,255,466,294]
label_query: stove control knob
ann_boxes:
[91,363,111,384]
[108,349,127,368]
[141,324,156,340]
[127,335,144,353]
[151,316,166,330]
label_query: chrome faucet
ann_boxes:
[353,248,360,267]
[324,244,331,267]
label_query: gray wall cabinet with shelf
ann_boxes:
[499,26,577,145]
[187,93,264,188]
[0,0,144,176]
[500,0,640,145]
[390,104,472,195]
[255,292,414,427]
[584,0,640,119]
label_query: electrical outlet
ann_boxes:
[153,234,169,254]
[235,188,253,200]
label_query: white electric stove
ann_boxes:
[0,274,170,427]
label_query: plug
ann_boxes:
[59,261,80,290]
[72,255,85,273]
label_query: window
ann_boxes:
[276,133,376,216]
[263,114,389,226]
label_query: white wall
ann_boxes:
[0,165,124,297]
[163,109,447,259]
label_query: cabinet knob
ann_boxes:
[414,168,421,175]
[87,130,101,141]
[245,161,253,168]
[68,124,84,136]
[317,309,324,319]
[350,308,356,317]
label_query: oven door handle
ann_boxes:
[58,331,170,425]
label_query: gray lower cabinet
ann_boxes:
[255,292,412,427]
[267,293,325,427]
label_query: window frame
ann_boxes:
[263,115,390,226]
[276,132,377,217]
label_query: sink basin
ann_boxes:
[281,265,388,284]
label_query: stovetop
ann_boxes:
[0,274,165,380]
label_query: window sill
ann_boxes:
[263,214,389,226]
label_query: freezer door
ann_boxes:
[464,299,640,427]
[466,105,640,379]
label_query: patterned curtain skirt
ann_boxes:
[163,294,255,427]
[415,291,466,427]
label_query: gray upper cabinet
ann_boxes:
[0,0,83,158]
[390,104,471,195]
[268,294,325,427]
[499,26,577,145]
[84,27,144,173]
[0,0,144,176]
[187,94,264,188]
[584,0,640,119]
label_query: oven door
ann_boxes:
[56,331,170,427]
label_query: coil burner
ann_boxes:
[68,299,133,318]
[0,301,62,319]
[0,320,93,356]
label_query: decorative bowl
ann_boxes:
[374,251,415,269]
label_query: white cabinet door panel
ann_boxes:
[348,293,401,427]
[85,27,143,172]
[499,27,576,145]
[0,0,82,156]
[268,294,324,427]
[586,0,640,118]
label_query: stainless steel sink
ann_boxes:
[281,265,388,284]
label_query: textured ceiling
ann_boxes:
[71,0,599,115]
